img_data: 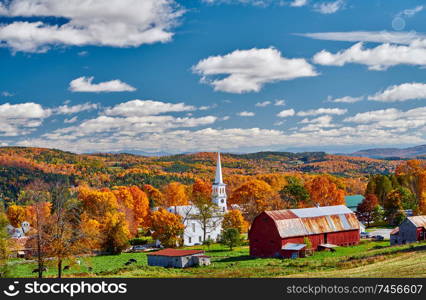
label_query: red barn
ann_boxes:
[249,205,360,258]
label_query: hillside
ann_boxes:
[0,146,406,203]
[351,144,426,159]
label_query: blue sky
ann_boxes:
[1,0,426,154]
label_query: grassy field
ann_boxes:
[8,241,426,278]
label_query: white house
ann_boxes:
[167,152,227,246]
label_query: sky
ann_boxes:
[1,0,426,154]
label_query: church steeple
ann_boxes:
[214,152,223,184]
[212,152,227,212]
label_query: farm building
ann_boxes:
[249,205,360,258]
[147,249,211,268]
[390,216,426,245]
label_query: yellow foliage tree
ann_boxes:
[222,210,249,233]
[162,182,189,207]
[147,208,184,247]
[6,205,27,228]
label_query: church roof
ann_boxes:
[214,152,223,184]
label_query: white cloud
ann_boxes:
[199,104,218,110]
[274,99,286,106]
[277,109,295,117]
[69,76,136,93]
[313,42,426,71]
[313,0,345,14]
[368,83,426,102]
[237,111,255,117]
[327,95,363,103]
[299,115,336,131]
[0,0,183,53]
[104,100,196,117]
[255,101,271,107]
[1,91,13,97]
[344,107,426,131]
[193,47,318,93]
[64,116,78,124]
[0,102,51,136]
[399,6,423,18]
[297,108,347,116]
[290,0,308,7]
[298,31,426,45]
[54,102,99,114]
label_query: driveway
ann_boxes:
[368,229,393,240]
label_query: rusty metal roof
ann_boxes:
[264,205,360,238]
[407,215,426,228]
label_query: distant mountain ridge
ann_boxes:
[351,144,426,158]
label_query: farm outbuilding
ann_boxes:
[390,215,426,245]
[147,249,210,268]
[249,205,360,258]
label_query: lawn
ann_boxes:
[8,241,426,278]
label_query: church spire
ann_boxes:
[214,152,223,184]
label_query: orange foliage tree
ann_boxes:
[6,205,27,228]
[162,182,189,207]
[222,209,249,233]
[147,208,184,247]
[143,184,163,208]
[307,175,345,206]
[229,179,278,222]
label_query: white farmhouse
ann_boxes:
[167,152,228,246]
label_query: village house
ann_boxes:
[147,249,211,268]
[390,215,426,245]
[249,205,360,258]
[166,152,227,246]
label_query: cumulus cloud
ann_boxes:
[104,100,196,117]
[368,83,426,102]
[0,102,51,136]
[193,47,318,93]
[64,116,78,124]
[0,0,183,53]
[69,77,136,93]
[54,102,99,114]
[274,99,286,106]
[290,0,308,7]
[298,31,426,45]
[237,111,255,117]
[313,0,345,14]
[344,107,426,132]
[313,42,426,71]
[299,115,336,131]
[255,101,271,107]
[297,108,347,116]
[277,109,295,117]
[327,95,363,103]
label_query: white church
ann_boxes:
[167,152,227,246]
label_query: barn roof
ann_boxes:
[264,205,359,239]
[407,215,426,228]
[147,249,204,257]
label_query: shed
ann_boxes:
[147,249,209,268]
[281,243,306,259]
[249,205,360,258]
[390,215,426,245]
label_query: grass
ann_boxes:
[8,241,426,278]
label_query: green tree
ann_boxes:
[220,228,241,251]
[375,176,393,204]
[279,178,310,208]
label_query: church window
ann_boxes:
[192,223,196,232]
[188,237,192,244]
[199,236,202,242]
[221,199,224,203]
